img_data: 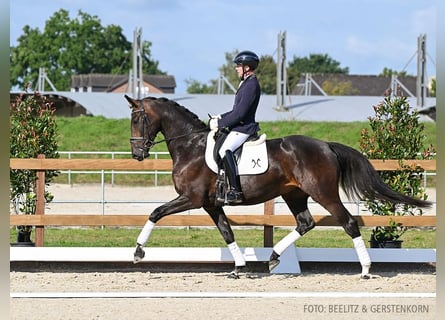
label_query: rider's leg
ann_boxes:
[218,131,249,204]
[223,150,243,204]
[218,131,250,159]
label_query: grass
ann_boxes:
[55,117,436,153]
[52,116,436,185]
[10,227,436,248]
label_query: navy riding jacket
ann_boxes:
[218,74,261,136]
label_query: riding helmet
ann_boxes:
[233,51,259,70]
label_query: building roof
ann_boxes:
[10,92,436,123]
[292,74,422,97]
[70,74,176,93]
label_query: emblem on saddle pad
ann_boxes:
[205,131,268,175]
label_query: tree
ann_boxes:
[186,50,238,94]
[322,79,359,96]
[141,40,165,75]
[429,77,436,97]
[10,9,164,91]
[186,51,278,94]
[287,53,349,91]
[186,52,349,96]
[255,55,277,94]
[218,50,240,93]
[379,67,408,77]
[185,78,214,94]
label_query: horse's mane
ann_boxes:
[144,97,207,129]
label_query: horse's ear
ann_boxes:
[124,94,138,109]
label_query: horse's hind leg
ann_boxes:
[317,198,371,279]
[204,206,246,279]
[269,192,315,271]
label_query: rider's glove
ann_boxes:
[209,118,219,131]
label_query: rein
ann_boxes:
[130,102,208,149]
[150,127,209,146]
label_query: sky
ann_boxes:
[10,0,437,94]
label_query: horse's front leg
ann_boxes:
[204,206,246,279]
[134,194,195,264]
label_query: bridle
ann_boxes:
[130,102,208,153]
[130,104,155,152]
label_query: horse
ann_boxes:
[125,95,431,279]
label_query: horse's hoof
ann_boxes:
[133,245,145,264]
[269,259,280,272]
[227,265,246,279]
[360,274,371,280]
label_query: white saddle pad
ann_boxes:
[205,131,268,175]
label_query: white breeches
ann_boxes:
[218,131,250,158]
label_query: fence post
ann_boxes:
[263,199,275,247]
[35,154,46,247]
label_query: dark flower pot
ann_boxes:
[10,229,35,247]
[369,239,403,248]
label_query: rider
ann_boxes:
[209,50,261,204]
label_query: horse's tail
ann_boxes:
[328,142,431,208]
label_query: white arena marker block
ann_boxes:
[270,244,300,274]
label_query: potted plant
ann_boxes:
[369,218,405,248]
[10,92,59,246]
[359,89,435,248]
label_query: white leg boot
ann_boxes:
[353,236,372,279]
[134,220,155,264]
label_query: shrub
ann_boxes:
[10,92,59,239]
[359,90,435,241]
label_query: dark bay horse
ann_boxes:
[125,95,431,279]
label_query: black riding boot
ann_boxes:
[223,150,243,204]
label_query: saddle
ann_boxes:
[205,130,268,175]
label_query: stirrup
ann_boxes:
[226,190,243,204]
[215,194,225,206]
[215,169,226,206]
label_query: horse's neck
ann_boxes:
[160,120,198,141]
[155,104,206,160]
[159,106,204,140]
[164,129,206,164]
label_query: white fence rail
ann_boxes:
[59,151,171,186]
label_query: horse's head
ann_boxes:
[125,95,159,161]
